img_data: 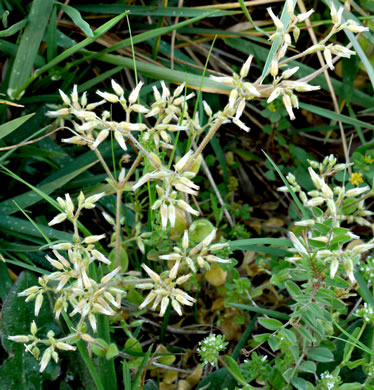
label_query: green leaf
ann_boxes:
[297,327,314,343]
[308,239,328,248]
[258,317,283,331]
[298,361,316,374]
[228,303,290,320]
[283,328,297,344]
[132,345,152,390]
[230,238,291,249]
[337,384,364,390]
[105,343,119,360]
[0,214,72,241]
[196,368,237,390]
[345,358,367,369]
[286,281,303,299]
[8,0,54,98]
[0,262,12,300]
[268,335,280,352]
[75,4,233,18]
[299,102,374,131]
[355,270,374,306]
[13,11,129,97]
[0,113,35,141]
[291,377,308,390]
[253,333,271,343]
[225,356,246,383]
[57,3,94,37]
[0,161,97,215]
[329,235,352,246]
[307,347,335,363]
[0,19,27,37]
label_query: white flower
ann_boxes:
[267,7,284,30]
[289,232,309,256]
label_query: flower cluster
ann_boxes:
[8,321,77,372]
[197,333,228,366]
[160,228,230,274]
[359,255,374,285]
[318,371,341,390]
[261,1,367,120]
[18,192,124,333]
[356,303,374,325]
[282,156,374,283]
[211,55,260,132]
[137,264,195,317]
[132,150,200,229]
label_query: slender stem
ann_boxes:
[191,140,234,227]
[72,218,80,244]
[278,51,310,66]
[115,188,123,268]
[184,117,225,172]
[126,132,162,170]
[93,147,116,184]
[123,154,143,185]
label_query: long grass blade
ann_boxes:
[8,0,54,99]
[13,11,129,98]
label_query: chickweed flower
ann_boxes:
[197,334,228,366]
[356,303,374,325]
[137,264,195,316]
[159,228,230,273]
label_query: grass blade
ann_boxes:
[93,53,231,93]
[70,10,219,69]
[75,4,235,18]
[61,312,105,390]
[0,161,97,215]
[263,150,310,219]
[299,102,374,130]
[8,0,54,99]
[13,11,129,98]
[57,2,94,38]
[0,113,35,141]
[227,302,290,320]
[0,19,27,37]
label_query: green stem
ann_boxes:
[115,188,123,268]
[61,312,105,390]
[184,117,225,172]
[93,147,116,184]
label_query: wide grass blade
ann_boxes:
[0,113,34,141]
[13,11,130,98]
[7,0,54,99]
[93,53,231,93]
[0,161,97,215]
[0,214,72,241]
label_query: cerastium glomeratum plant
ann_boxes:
[8,2,373,385]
